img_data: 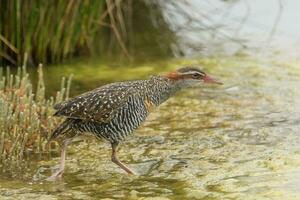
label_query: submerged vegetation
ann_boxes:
[0,57,299,199]
[0,58,72,166]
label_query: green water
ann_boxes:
[1,56,300,199]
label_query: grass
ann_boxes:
[1,0,106,65]
[0,57,72,167]
[0,0,176,66]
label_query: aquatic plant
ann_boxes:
[0,58,72,166]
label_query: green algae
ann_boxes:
[1,56,300,199]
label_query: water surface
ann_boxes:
[1,57,300,199]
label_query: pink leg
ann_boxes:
[111,143,135,175]
[47,138,72,181]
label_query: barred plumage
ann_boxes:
[47,67,222,180]
[51,76,173,142]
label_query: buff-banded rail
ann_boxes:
[48,67,222,180]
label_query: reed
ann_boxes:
[0,0,106,65]
[0,0,176,66]
[0,57,72,166]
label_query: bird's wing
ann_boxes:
[53,82,141,123]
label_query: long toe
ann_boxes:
[125,166,135,175]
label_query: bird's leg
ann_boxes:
[47,138,72,181]
[111,143,135,175]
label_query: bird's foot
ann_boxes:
[126,168,135,175]
[46,169,64,181]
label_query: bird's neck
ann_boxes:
[147,75,184,106]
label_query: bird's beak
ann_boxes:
[203,74,223,85]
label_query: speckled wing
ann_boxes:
[53,82,141,123]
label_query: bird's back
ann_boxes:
[54,80,149,122]
[51,78,159,142]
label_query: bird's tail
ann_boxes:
[49,118,73,141]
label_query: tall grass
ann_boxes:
[1,0,106,65]
[0,56,72,166]
[0,0,177,66]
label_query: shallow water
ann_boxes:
[1,57,300,199]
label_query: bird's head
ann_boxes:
[164,66,222,87]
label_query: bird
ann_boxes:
[47,66,222,180]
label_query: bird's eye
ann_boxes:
[192,73,201,78]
